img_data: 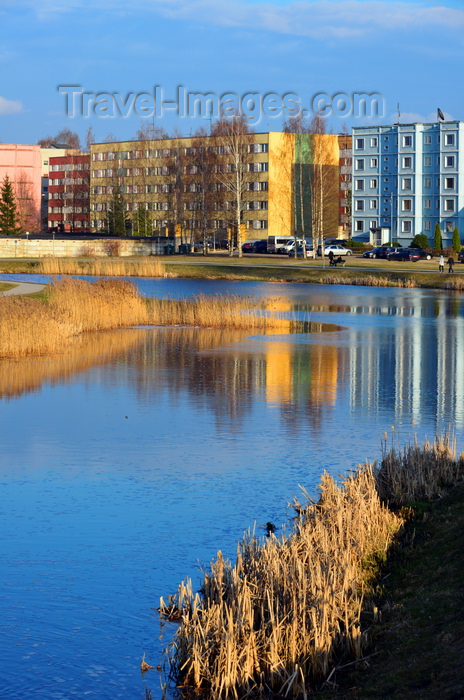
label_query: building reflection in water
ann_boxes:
[1,289,463,434]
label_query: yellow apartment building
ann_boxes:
[89,132,339,244]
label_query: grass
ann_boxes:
[161,435,464,699]
[0,277,307,358]
[1,254,464,290]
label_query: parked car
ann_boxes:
[386,248,430,262]
[323,244,352,257]
[369,246,397,259]
[242,241,257,253]
[409,248,432,260]
[253,239,268,253]
[458,250,464,263]
[362,246,382,258]
[289,245,314,258]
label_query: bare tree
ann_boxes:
[134,121,168,141]
[210,116,256,257]
[85,126,95,153]
[308,114,339,259]
[38,128,81,150]
[15,171,40,232]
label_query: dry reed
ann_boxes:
[162,464,402,698]
[376,433,464,506]
[320,275,418,288]
[0,279,304,359]
[37,256,166,278]
[162,433,464,697]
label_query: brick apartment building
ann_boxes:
[48,153,91,233]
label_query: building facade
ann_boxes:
[0,144,42,232]
[338,134,352,237]
[48,153,91,233]
[351,121,464,246]
[89,131,339,244]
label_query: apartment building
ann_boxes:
[0,143,42,232]
[89,131,339,243]
[351,121,464,246]
[40,146,70,231]
[338,134,352,237]
[48,153,91,233]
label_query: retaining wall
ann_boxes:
[0,237,175,259]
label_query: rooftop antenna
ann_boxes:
[397,103,401,124]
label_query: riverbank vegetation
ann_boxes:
[160,435,464,699]
[37,256,166,278]
[1,255,464,290]
[0,277,305,358]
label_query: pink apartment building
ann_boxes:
[0,144,42,232]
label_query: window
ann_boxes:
[370,178,378,188]
[370,157,378,167]
[370,220,377,230]
[445,177,455,189]
[355,179,364,191]
[424,199,431,209]
[355,138,364,149]
[355,200,364,211]
[402,135,412,147]
[445,220,454,232]
[402,156,412,168]
[445,155,455,168]
[402,199,412,211]
[402,221,412,233]
[370,137,378,147]
[424,156,431,167]
[249,162,268,172]
[369,200,377,209]
[424,177,431,188]
[355,220,364,232]
[424,134,432,144]
[355,159,365,170]
[402,178,412,190]
[424,220,431,231]
[445,133,455,146]
[444,199,454,212]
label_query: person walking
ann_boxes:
[328,249,334,265]
[448,255,455,273]
[439,254,445,273]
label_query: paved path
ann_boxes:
[0,281,46,296]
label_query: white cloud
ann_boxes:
[16,1,464,38]
[0,96,23,115]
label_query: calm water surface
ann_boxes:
[1,275,463,698]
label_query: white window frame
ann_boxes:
[355,138,364,149]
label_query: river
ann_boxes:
[1,275,463,699]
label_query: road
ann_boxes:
[0,281,46,296]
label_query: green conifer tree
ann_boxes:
[106,186,126,236]
[0,175,21,236]
[433,222,443,251]
[452,226,461,253]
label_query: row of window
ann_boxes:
[90,217,269,231]
[91,143,269,161]
[90,181,269,196]
[92,162,269,178]
[89,200,269,212]
[355,154,456,170]
[355,176,456,191]
[354,219,456,234]
[355,133,457,150]
[354,198,457,213]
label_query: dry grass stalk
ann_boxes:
[0,280,304,359]
[319,275,418,288]
[37,256,166,278]
[164,464,402,698]
[443,278,464,291]
[376,433,464,506]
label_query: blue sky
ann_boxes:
[0,0,463,145]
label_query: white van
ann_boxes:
[267,236,294,253]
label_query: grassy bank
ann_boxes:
[160,436,464,699]
[1,254,464,290]
[0,277,305,358]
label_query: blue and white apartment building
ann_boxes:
[351,121,464,247]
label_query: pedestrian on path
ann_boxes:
[439,254,445,273]
[448,255,455,273]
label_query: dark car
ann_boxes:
[362,246,382,258]
[387,248,428,262]
[253,239,268,253]
[458,250,464,263]
[409,248,432,260]
[373,246,397,259]
[241,241,256,253]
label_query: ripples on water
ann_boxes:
[1,276,464,698]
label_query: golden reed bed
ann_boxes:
[161,435,463,698]
[0,277,303,359]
